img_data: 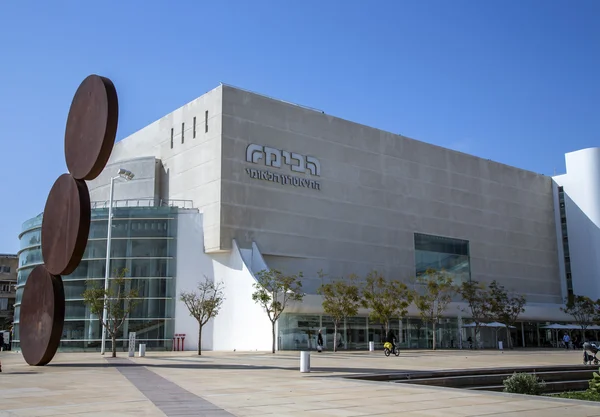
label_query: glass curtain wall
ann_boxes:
[13,207,178,351]
[414,233,471,283]
[279,313,463,350]
[279,314,577,351]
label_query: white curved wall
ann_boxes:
[175,211,272,352]
[211,241,273,352]
[564,148,600,227]
[553,147,600,299]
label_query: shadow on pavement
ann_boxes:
[44,361,411,375]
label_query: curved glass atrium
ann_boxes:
[14,205,179,351]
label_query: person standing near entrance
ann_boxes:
[317,329,323,352]
[563,333,571,349]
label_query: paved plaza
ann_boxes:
[1,349,599,416]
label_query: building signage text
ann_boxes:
[245,144,321,190]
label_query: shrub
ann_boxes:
[590,367,600,393]
[503,372,546,395]
[552,391,600,402]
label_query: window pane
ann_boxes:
[20,229,41,249]
[414,233,471,283]
[67,258,174,279]
[278,313,320,350]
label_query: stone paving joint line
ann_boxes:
[110,358,235,417]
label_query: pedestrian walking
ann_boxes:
[317,329,323,352]
[563,333,571,349]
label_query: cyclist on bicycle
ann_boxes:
[386,329,397,352]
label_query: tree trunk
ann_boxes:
[432,321,437,351]
[506,326,511,349]
[111,334,117,358]
[198,324,202,355]
[271,321,276,354]
[333,322,338,353]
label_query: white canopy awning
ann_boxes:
[462,322,515,329]
[541,323,600,330]
[540,323,569,330]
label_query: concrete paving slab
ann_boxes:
[1,349,600,416]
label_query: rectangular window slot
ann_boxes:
[205,110,209,133]
[193,116,196,138]
[557,186,572,293]
[413,233,471,283]
[170,128,174,149]
[181,123,185,144]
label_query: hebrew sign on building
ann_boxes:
[245,144,322,190]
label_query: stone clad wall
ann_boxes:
[219,86,561,303]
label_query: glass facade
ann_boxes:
[278,314,464,350]
[414,233,471,283]
[278,313,600,350]
[13,206,179,351]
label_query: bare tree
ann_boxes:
[458,280,491,349]
[487,280,526,349]
[252,269,304,354]
[361,270,414,335]
[318,274,361,352]
[180,277,225,355]
[415,269,457,350]
[82,268,139,358]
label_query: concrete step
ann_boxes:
[346,364,597,395]
[347,364,597,382]
[396,369,594,388]
[468,380,589,393]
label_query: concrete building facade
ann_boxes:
[96,85,562,301]
[0,254,17,330]
[15,84,598,351]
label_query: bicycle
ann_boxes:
[383,342,400,356]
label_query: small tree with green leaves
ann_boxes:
[459,280,491,349]
[180,277,225,355]
[487,281,526,349]
[361,270,414,337]
[318,274,361,352]
[252,269,304,354]
[561,295,599,343]
[82,268,139,358]
[415,269,457,350]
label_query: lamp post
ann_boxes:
[100,168,135,355]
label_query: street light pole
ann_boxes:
[100,168,134,356]
[100,175,116,355]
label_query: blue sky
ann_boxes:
[0,0,598,253]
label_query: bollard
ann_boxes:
[369,341,374,352]
[300,351,310,373]
[139,344,146,357]
[128,332,136,357]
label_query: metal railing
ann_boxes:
[90,198,194,209]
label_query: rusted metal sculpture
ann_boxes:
[20,75,118,366]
